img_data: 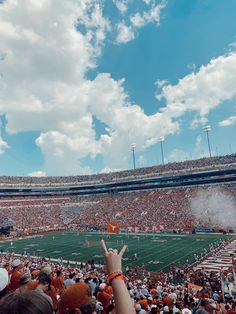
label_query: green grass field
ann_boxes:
[0,232,232,272]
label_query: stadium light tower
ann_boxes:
[131,143,136,169]
[159,136,165,164]
[203,125,212,157]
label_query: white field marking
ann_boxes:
[72,253,81,256]
[52,251,62,253]
[148,260,163,264]
[126,238,191,269]
[37,249,45,252]
[122,257,131,261]
[152,240,167,243]
[26,244,38,247]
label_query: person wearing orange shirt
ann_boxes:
[53,270,65,295]
[104,283,113,296]
[163,294,173,309]
[97,283,113,314]
[8,259,23,292]
[15,272,35,294]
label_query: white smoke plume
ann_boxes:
[190,187,236,229]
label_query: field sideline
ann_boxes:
[0,232,232,272]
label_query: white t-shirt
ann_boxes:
[182,308,192,314]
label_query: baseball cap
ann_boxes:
[136,304,142,312]
[0,268,8,292]
[12,259,21,268]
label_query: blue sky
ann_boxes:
[0,0,235,176]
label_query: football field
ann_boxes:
[0,232,232,272]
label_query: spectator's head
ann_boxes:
[19,272,31,286]
[0,268,9,300]
[151,305,158,314]
[58,282,92,314]
[136,304,142,313]
[69,273,75,279]
[57,270,62,277]
[11,259,22,270]
[38,273,51,292]
[41,266,52,276]
[99,283,106,291]
[200,299,209,309]
[0,291,53,314]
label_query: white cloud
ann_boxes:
[28,170,46,177]
[1,0,235,175]
[0,136,9,155]
[168,149,188,163]
[116,22,135,43]
[219,115,236,127]
[116,1,166,44]
[112,0,128,15]
[157,52,236,127]
[0,0,174,175]
[130,1,166,28]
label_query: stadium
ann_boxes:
[1,0,236,313]
[1,154,236,312]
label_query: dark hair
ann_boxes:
[38,273,51,286]
[200,299,209,307]
[69,273,74,279]
[57,270,62,277]
[0,291,53,314]
[80,299,97,314]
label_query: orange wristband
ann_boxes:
[108,272,124,284]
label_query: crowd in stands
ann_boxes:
[0,154,235,187]
[0,185,235,233]
[0,156,235,312]
[0,239,236,314]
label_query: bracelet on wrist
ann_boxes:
[109,274,125,284]
[107,271,124,284]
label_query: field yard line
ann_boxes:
[159,241,219,272]
[124,237,192,268]
[123,238,219,272]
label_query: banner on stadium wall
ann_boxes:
[193,227,215,233]
[125,227,142,233]
[107,222,120,234]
